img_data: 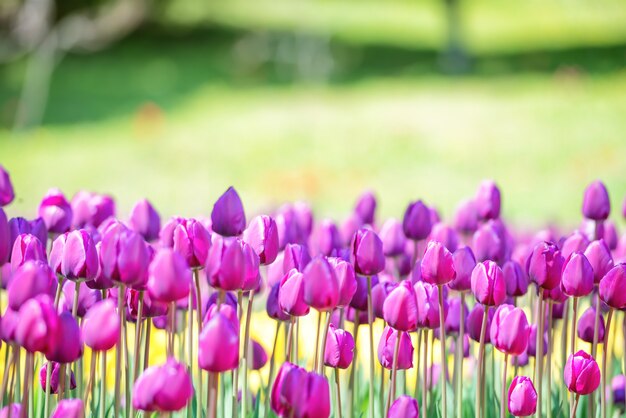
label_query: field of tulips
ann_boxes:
[1,164,626,418]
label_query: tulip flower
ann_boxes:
[475,180,501,220]
[0,165,15,206]
[161,217,211,269]
[508,376,537,417]
[100,226,150,288]
[415,281,447,329]
[206,236,246,291]
[133,359,194,412]
[243,215,279,265]
[279,269,310,317]
[526,241,563,291]
[7,261,57,311]
[561,231,590,259]
[283,243,311,273]
[490,304,530,355]
[211,186,246,237]
[429,223,459,253]
[388,395,419,418]
[377,326,413,370]
[611,375,625,410]
[383,280,418,331]
[45,311,83,364]
[62,281,101,317]
[561,252,594,297]
[271,362,302,416]
[599,264,626,309]
[267,283,290,321]
[128,198,160,241]
[311,219,342,257]
[324,324,355,369]
[0,405,21,418]
[0,208,9,265]
[471,261,506,306]
[38,188,73,234]
[453,199,478,234]
[70,191,115,229]
[371,280,397,319]
[379,218,406,257]
[503,260,528,298]
[303,256,339,312]
[61,229,99,281]
[15,295,59,353]
[40,362,77,394]
[467,304,493,343]
[0,308,18,343]
[472,221,505,263]
[582,180,611,221]
[577,307,605,344]
[526,325,548,358]
[51,399,84,418]
[444,296,468,335]
[147,248,192,303]
[82,299,120,351]
[328,257,357,308]
[8,217,47,252]
[585,240,614,284]
[402,200,432,241]
[449,246,475,292]
[565,349,601,416]
[199,309,239,372]
[351,228,385,276]
[10,233,46,272]
[251,340,268,370]
[354,190,376,224]
[289,371,331,418]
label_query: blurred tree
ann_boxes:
[0,0,149,130]
[441,0,469,73]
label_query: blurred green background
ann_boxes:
[0,0,625,228]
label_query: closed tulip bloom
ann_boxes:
[271,362,301,416]
[279,269,310,317]
[526,242,563,290]
[472,222,505,263]
[206,236,246,291]
[291,372,332,418]
[527,325,548,357]
[415,281,447,329]
[251,340,268,370]
[100,226,150,288]
[328,257,357,308]
[303,256,339,311]
[444,296,468,335]
[561,231,590,259]
[15,295,59,353]
[128,198,160,241]
[429,223,459,253]
[379,218,406,257]
[453,199,478,234]
[267,283,290,321]
[449,246,475,292]
[585,240,614,284]
[161,218,211,269]
[283,243,311,273]
[611,375,626,409]
[599,264,626,309]
[311,219,342,257]
[62,281,101,317]
[471,261,506,306]
[48,233,67,274]
[8,261,57,311]
[199,310,239,372]
[577,307,605,343]
[324,324,355,369]
[490,304,530,355]
[561,252,594,297]
[402,200,432,241]
[0,165,14,206]
[582,180,611,221]
[545,284,567,304]
[8,217,46,253]
[383,280,418,331]
[243,215,279,265]
[421,241,456,285]
[148,248,191,303]
[564,350,601,395]
[0,208,9,265]
[351,228,385,276]
[378,326,413,370]
[82,299,120,351]
[0,405,21,418]
[475,180,501,220]
[508,376,537,417]
[71,191,115,229]
[133,360,194,412]
[127,288,168,319]
[52,399,84,418]
[388,395,419,418]
[467,304,494,343]
[46,311,83,363]
[38,188,73,233]
[0,308,18,343]
[61,229,99,281]
[503,260,528,297]
[241,241,261,292]
[354,190,376,225]
[40,362,76,394]
[211,186,246,237]
[274,205,302,249]
[10,233,46,272]
[350,274,377,311]
[372,281,398,319]
[551,301,566,320]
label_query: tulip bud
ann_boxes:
[582,180,611,221]
[38,188,73,234]
[243,215,279,265]
[444,296,468,335]
[472,222,505,263]
[351,228,385,276]
[372,281,398,319]
[599,264,626,309]
[310,219,342,257]
[61,229,99,281]
[7,261,57,311]
[40,362,77,395]
[206,236,245,291]
[577,307,605,344]
[561,231,590,259]
[100,226,150,288]
[0,208,9,265]
[379,218,406,257]
[448,246,475,292]
[283,243,311,273]
[527,325,548,357]
[526,242,563,290]
[378,326,413,370]
[1,308,18,343]
[82,299,120,351]
[160,218,211,268]
[11,233,46,272]
[585,240,614,284]
[350,274,377,312]
[271,362,302,416]
[429,223,459,253]
[415,281,447,329]
[323,324,355,369]
[471,261,506,306]
[421,241,456,285]
[328,257,357,308]
[51,399,84,418]
[279,269,310,317]
[199,310,239,372]
[564,350,601,395]
[561,252,594,297]
[148,248,191,303]
[62,281,101,317]
[211,186,246,237]
[70,191,115,229]
[503,260,528,297]
[15,295,59,353]
[402,200,432,241]
[128,199,160,242]
[490,304,530,355]
[303,256,339,312]
[133,359,194,412]
[267,283,290,321]
[0,165,14,207]
[251,340,268,370]
[611,375,625,410]
[354,190,376,225]
[383,280,418,331]
[508,376,537,417]
[388,395,419,418]
[467,304,494,343]
[46,311,83,363]
[0,405,21,418]
[474,180,501,220]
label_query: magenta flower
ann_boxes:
[467,304,494,343]
[0,165,15,206]
[453,199,478,234]
[271,362,302,416]
[8,217,47,251]
[503,260,528,297]
[372,280,398,319]
[379,218,406,257]
[206,236,246,291]
[40,362,77,394]
[45,311,83,364]
[242,215,279,265]
[577,307,605,343]
[526,242,563,290]
[378,326,413,370]
[324,324,355,369]
[283,243,311,273]
[429,223,459,253]
[0,208,9,265]
[388,395,419,418]
[7,261,57,311]
[311,219,342,257]
[82,299,120,351]
[61,229,99,281]
[402,200,432,241]
[599,264,626,309]
[160,217,211,268]
[471,261,506,306]
[350,274,377,311]
[351,228,385,276]
[198,310,239,372]
[449,246,476,292]
[147,248,191,303]
[472,221,505,263]
[421,240,456,285]
[415,281,447,329]
[279,269,310,317]
[582,180,611,221]
[10,233,46,272]
[475,180,501,220]
[133,359,194,412]
[303,256,339,311]
[211,186,246,237]
[100,226,150,288]
[70,191,115,229]
[128,198,160,242]
[490,304,530,355]
[62,281,101,317]
[266,283,290,321]
[15,295,59,354]
[508,376,537,416]
[564,350,601,395]
[251,340,268,370]
[527,325,548,358]
[561,252,594,297]
[585,239,614,284]
[354,190,377,224]
[51,399,83,418]
[0,405,21,418]
[328,257,357,308]
[383,280,418,331]
[561,231,590,259]
[38,188,73,233]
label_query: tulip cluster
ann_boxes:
[2,165,626,418]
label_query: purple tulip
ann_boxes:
[148,248,191,303]
[0,405,21,418]
[10,233,46,272]
[128,199,160,241]
[508,376,537,417]
[206,236,246,291]
[449,246,475,292]
[351,228,385,276]
[0,165,15,206]
[467,304,494,343]
[561,252,594,297]
[45,311,83,363]
[561,231,590,259]
[160,217,211,268]
[577,307,605,344]
[279,269,310,317]
[8,217,47,253]
[414,281,447,329]
[582,180,611,221]
[475,180,501,220]
[243,215,279,265]
[1,308,18,343]
[7,261,57,311]
[526,241,563,290]
[251,340,268,370]
[70,191,115,229]
[388,395,419,418]
[100,226,150,288]
[471,261,506,306]
[38,188,73,234]
[240,241,261,292]
[267,283,290,321]
[503,260,528,297]
[379,218,406,257]
[324,324,355,369]
[15,295,59,353]
[402,200,432,241]
[378,326,413,370]
[328,257,357,308]
[62,281,101,317]
[472,221,505,263]
[599,264,626,309]
[490,304,530,355]
[61,229,99,281]
[51,399,84,418]
[127,288,168,319]
[429,223,459,253]
[527,325,548,357]
[40,362,77,394]
[421,240,456,285]
[444,296,468,335]
[311,219,342,257]
[383,280,418,331]
[354,190,376,224]
[564,350,601,395]
[350,274,377,311]
[453,199,478,234]
[199,309,239,372]
[283,243,311,273]
[82,299,120,351]
[211,186,246,237]
[585,240,614,284]
[602,221,618,250]
[372,280,397,319]
[0,208,9,264]
[133,359,194,412]
[303,256,339,311]
[611,375,625,409]
[271,362,301,416]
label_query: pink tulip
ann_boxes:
[585,240,614,284]
[242,215,279,265]
[415,281,447,329]
[449,246,475,292]
[206,236,246,291]
[561,252,594,297]
[51,399,84,418]
[383,280,418,331]
[133,359,194,412]
[471,261,506,306]
[279,269,310,317]
[564,350,601,395]
[10,233,46,272]
[388,395,419,418]
[490,304,530,355]
[526,241,564,290]
[39,188,73,234]
[328,257,357,308]
[599,264,626,309]
[508,376,537,416]
[324,324,355,369]
[0,165,15,207]
[378,326,413,370]
[82,299,120,351]
[15,295,59,353]
[128,198,160,242]
[7,261,57,311]
[40,362,76,394]
[198,309,239,372]
[351,228,385,276]
[147,248,191,303]
[421,241,456,285]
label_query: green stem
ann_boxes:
[264,321,281,418]
[601,308,614,418]
[367,276,375,418]
[347,315,360,418]
[422,330,429,418]
[457,293,465,418]
[335,368,343,418]
[476,306,489,418]
[318,311,332,374]
[501,354,508,418]
[438,285,448,418]
[241,291,255,418]
[114,285,124,418]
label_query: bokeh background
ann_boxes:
[1,0,625,227]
